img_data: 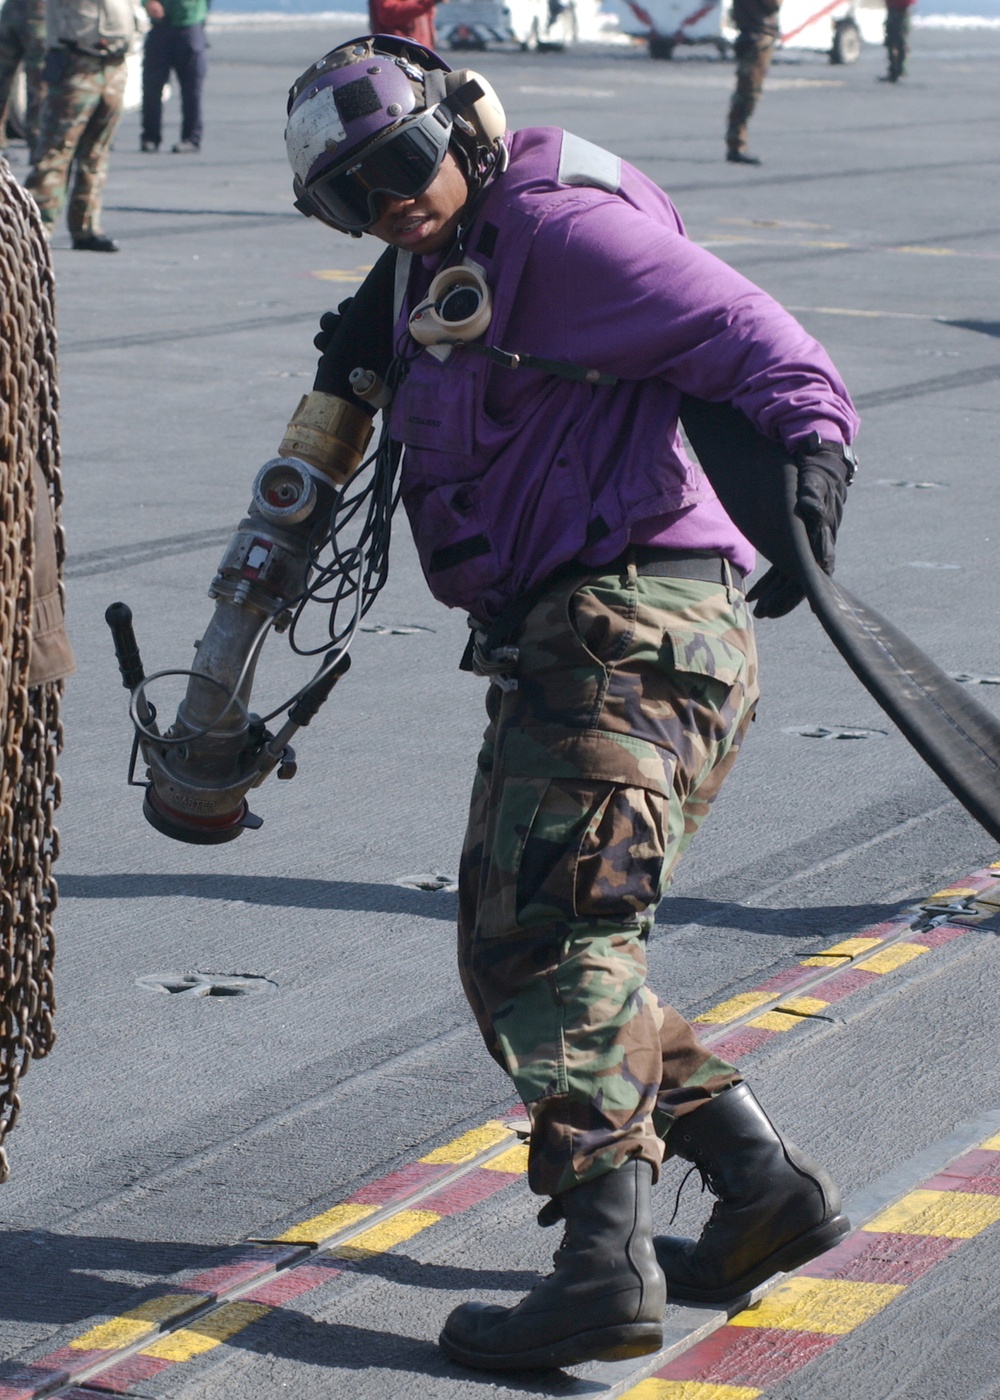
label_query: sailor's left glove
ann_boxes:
[313,297,354,354]
[747,435,857,619]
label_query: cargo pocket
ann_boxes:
[477,725,677,940]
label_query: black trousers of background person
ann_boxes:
[141,20,206,149]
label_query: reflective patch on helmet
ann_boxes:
[286,86,348,184]
[557,130,621,194]
[334,76,384,124]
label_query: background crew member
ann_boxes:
[140,0,208,152]
[0,0,46,154]
[367,0,441,47]
[726,0,781,165]
[283,34,858,1372]
[25,0,136,249]
[881,0,915,81]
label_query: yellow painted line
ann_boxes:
[980,1131,1000,1151]
[787,304,942,322]
[728,1276,904,1334]
[69,1294,207,1350]
[862,1188,1000,1238]
[310,266,373,281]
[623,1381,762,1399]
[693,991,772,1024]
[890,245,956,256]
[275,1201,377,1245]
[482,1142,531,1174]
[141,1302,270,1361]
[420,1121,512,1164]
[748,996,829,1031]
[854,942,928,974]
[799,936,884,967]
[332,1208,441,1259]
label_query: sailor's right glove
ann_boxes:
[747,435,858,619]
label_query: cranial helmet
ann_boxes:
[285,34,507,234]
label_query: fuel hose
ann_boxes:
[679,395,1000,846]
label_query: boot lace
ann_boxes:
[668,1163,728,1229]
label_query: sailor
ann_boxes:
[283,34,859,1372]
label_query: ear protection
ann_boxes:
[443,70,507,148]
[408,263,492,346]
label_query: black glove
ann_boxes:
[747,435,857,620]
[313,297,355,354]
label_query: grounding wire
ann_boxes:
[126,359,409,745]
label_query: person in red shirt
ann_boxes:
[368,0,440,48]
[881,0,916,81]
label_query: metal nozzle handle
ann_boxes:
[105,601,146,692]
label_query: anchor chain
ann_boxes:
[1,159,66,1182]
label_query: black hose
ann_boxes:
[679,395,1000,845]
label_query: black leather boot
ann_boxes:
[655,1084,849,1304]
[439,1159,666,1371]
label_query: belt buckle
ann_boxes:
[472,631,519,691]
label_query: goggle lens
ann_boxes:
[308,109,452,232]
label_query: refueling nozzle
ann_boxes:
[107,446,355,845]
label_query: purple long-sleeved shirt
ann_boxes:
[391,128,859,619]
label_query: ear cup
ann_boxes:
[444,69,507,146]
[408,264,493,345]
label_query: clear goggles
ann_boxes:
[307,105,454,233]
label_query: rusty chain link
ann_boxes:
[0,159,65,1183]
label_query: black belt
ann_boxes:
[625,547,746,588]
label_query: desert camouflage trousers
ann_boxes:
[25,48,126,236]
[458,560,759,1197]
[726,32,775,155]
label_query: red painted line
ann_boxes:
[924,1148,1000,1195]
[242,1262,342,1306]
[183,1245,304,1298]
[25,1349,106,1376]
[420,1168,522,1216]
[346,1160,450,1206]
[809,967,880,1001]
[0,1370,70,1400]
[755,966,821,995]
[910,922,974,949]
[708,1025,777,1059]
[800,1229,962,1283]
[71,1353,172,1394]
[658,1323,837,1385]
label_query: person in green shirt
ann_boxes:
[140,0,208,152]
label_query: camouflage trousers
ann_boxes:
[0,0,46,151]
[457,560,759,1198]
[25,48,126,237]
[726,32,775,155]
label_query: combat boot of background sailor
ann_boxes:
[439,1158,665,1372]
[654,1083,850,1303]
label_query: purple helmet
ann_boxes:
[286,35,455,233]
[285,34,507,234]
